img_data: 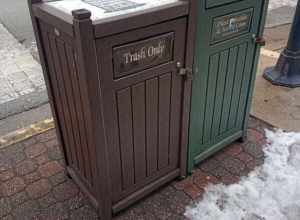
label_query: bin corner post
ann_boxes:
[183,0,198,176]
[72,9,112,220]
[27,0,69,166]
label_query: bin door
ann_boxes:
[96,18,187,208]
[189,0,267,171]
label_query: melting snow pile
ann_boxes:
[185,130,300,220]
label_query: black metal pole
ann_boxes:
[263,0,300,87]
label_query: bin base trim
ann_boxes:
[193,130,243,165]
[67,166,99,209]
[112,169,180,214]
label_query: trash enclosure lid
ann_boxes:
[45,0,181,21]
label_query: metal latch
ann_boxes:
[252,35,266,46]
[176,62,193,80]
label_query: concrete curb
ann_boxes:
[0,90,49,120]
[0,118,54,149]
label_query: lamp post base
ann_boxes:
[263,49,300,88]
[264,68,300,88]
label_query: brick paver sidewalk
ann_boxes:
[0,117,271,219]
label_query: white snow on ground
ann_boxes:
[268,0,297,10]
[185,130,300,220]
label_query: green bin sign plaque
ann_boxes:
[113,33,174,78]
[211,8,253,44]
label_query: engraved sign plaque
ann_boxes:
[211,9,253,44]
[113,33,174,77]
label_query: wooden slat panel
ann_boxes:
[228,43,248,129]
[94,18,187,201]
[117,88,135,189]
[211,50,229,139]
[145,78,158,176]
[132,82,147,183]
[203,53,219,143]
[158,73,171,170]
[42,32,73,165]
[49,34,78,167]
[169,73,182,168]
[219,46,238,134]
[65,45,93,185]
[56,40,86,179]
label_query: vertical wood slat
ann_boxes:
[65,45,93,185]
[56,40,87,179]
[203,53,219,144]
[145,78,159,176]
[132,82,147,183]
[211,50,229,139]
[219,46,238,134]
[42,32,73,166]
[228,43,248,130]
[117,88,135,190]
[236,42,255,128]
[196,57,210,145]
[158,73,171,170]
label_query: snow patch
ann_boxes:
[185,130,300,220]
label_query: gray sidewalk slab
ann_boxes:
[251,49,300,132]
[266,6,296,28]
[264,24,291,52]
[0,23,49,121]
[0,0,35,48]
[268,0,297,10]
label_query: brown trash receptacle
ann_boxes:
[28,0,196,218]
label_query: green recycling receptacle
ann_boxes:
[188,0,269,172]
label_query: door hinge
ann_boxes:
[177,62,193,80]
